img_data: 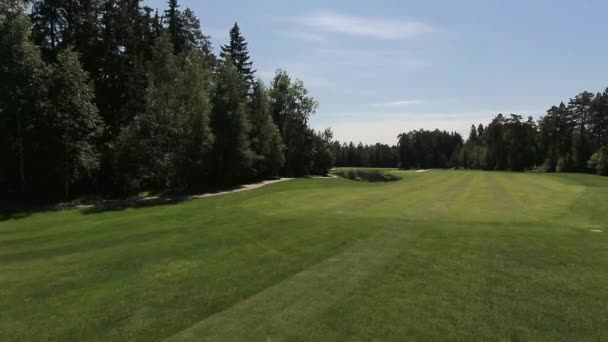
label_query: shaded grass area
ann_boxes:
[1,171,608,341]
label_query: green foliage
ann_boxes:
[587,146,608,176]
[249,81,284,179]
[164,1,213,57]
[311,128,335,175]
[398,129,463,169]
[0,0,28,18]
[210,57,254,184]
[47,48,104,197]
[269,70,318,177]
[114,35,213,191]
[333,142,399,168]
[2,0,325,199]
[455,91,608,175]
[180,8,214,64]
[0,11,48,195]
[569,91,594,170]
[220,22,256,92]
[0,11,48,193]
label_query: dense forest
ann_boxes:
[0,0,336,201]
[335,88,608,176]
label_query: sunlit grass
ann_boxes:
[1,170,608,341]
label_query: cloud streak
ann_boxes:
[289,11,436,40]
[371,100,422,107]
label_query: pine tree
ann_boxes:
[164,0,184,53]
[591,89,608,148]
[97,0,150,137]
[30,0,103,67]
[468,124,478,144]
[569,91,594,170]
[220,22,256,93]
[181,8,213,60]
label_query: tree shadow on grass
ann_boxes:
[79,183,249,215]
[79,195,192,215]
[0,204,61,222]
[0,183,250,221]
[0,196,208,221]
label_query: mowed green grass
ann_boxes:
[2,171,608,341]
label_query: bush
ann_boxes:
[587,147,608,176]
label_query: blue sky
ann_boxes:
[148,0,608,144]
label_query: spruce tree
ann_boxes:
[569,92,594,170]
[220,22,256,93]
[164,0,184,53]
[181,8,213,57]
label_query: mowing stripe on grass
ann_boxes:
[164,225,419,341]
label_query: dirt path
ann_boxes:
[66,178,294,210]
[189,178,293,199]
[415,169,431,173]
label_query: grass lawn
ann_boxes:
[1,170,608,341]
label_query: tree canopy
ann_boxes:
[1,0,330,201]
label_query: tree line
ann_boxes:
[336,88,608,176]
[332,142,399,168]
[457,89,608,175]
[0,0,335,201]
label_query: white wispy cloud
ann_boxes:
[371,100,422,107]
[288,11,436,40]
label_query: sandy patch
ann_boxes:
[67,178,293,210]
[191,179,293,199]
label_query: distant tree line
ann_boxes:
[333,130,463,170]
[332,142,399,168]
[458,89,608,175]
[398,130,463,169]
[0,0,334,201]
[336,88,608,176]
